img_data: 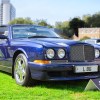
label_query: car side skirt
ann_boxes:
[0,65,12,73]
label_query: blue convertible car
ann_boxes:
[0,24,100,86]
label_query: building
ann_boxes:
[74,28,100,40]
[0,0,16,25]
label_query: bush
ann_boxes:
[80,36,90,41]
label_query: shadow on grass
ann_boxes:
[35,80,88,92]
[0,71,88,92]
[0,70,12,76]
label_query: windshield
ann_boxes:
[12,25,60,39]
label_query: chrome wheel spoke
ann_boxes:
[15,69,20,75]
[21,62,25,69]
[22,69,26,76]
[18,60,21,67]
[19,72,24,81]
[15,57,26,83]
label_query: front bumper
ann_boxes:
[28,61,100,81]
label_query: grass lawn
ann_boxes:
[0,72,100,100]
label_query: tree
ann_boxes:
[55,21,69,30]
[34,19,53,28]
[63,28,74,38]
[37,20,48,26]
[82,14,92,27]
[55,21,74,38]
[90,12,100,27]
[9,18,33,24]
[69,18,85,37]
[80,36,90,41]
[82,12,100,27]
[55,22,63,30]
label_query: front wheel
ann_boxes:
[14,53,32,86]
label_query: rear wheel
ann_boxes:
[14,53,32,86]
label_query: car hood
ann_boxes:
[16,38,87,47]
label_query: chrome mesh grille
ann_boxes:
[70,45,95,62]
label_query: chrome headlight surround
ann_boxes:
[58,49,66,59]
[46,49,55,59]
[95,49,100,58]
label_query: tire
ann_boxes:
[14,53,32,86]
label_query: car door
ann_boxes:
[0,38,8,69]
[0,28,12,73]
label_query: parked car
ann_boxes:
[84,39,100,45]
[0,25,100,86]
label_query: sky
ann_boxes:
[10,0,100,25]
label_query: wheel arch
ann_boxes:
[12,48,28,78]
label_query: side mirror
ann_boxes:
[0,34,8,39]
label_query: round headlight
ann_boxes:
[95,49,100,58]
[46,49,55,59]
[58,49,65,59]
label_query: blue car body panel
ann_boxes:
[0,25,100,81]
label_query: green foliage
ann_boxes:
[35,19,53,28]
[80,36,90,41]
[63,28,74,38]
[82,14,92,27]
[83,12,100,27]
[9,18,33,25]
[37,20,48,26]
[69,18,85,37]
[55,21,69,30]
[9,18,53,28]
[55,12,100,38]
[55,22,63,30]
[55,18,85,38]
[55,21,73,38]
[8,12,100,39]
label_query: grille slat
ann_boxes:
[70,45,95,62]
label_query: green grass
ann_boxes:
[0,72,100,100]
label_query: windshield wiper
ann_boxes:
[28,36,49,38]
[49,37,60,38]
[28,36,61,38]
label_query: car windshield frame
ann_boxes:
[12,25,60,39]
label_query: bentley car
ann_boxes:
[0,25,100,86]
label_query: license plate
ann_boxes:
[75,65,98,73]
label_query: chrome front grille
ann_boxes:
[70,45,95,62]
